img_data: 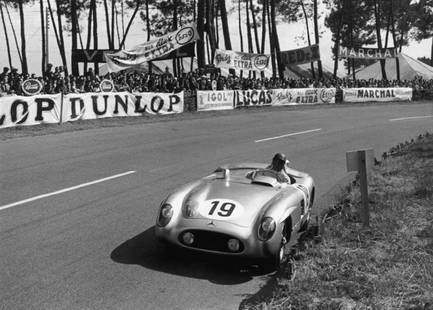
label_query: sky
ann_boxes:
[0,1,431,76]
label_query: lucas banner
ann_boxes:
[342,88,412,102]
[196,90,234,111]
[338,46,399,59]
[279,44,320,66]
[270,88,336,105]
[0,94,62,129]
[234,89,273,107]
[214,49,270,71]
[105,24,199,72]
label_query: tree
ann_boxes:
[0,1,13,69]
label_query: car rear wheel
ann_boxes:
[300,188,315,232]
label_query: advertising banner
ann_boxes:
[271,88,336,105]
[279,44,320,66]
[105,24,199,72]
[342,88,412,102]
[62,92,184,122]
[234,89,273,107]
[0,94,62,129]
[214,49,270,71]
[196,90,234,111]
[338,46,399,59]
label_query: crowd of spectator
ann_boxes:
[1,64,433,97]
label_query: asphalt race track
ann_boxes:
[1,103,432,310]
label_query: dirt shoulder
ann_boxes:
[243,132,433,310]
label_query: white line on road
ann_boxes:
[255,128,322,143]
[0,171,136,211]
[389,115,433,122]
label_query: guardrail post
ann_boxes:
[346,149,374,227]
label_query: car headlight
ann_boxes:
[157,203,173,227]
[258,217,276,241]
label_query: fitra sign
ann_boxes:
[21,79,43,96]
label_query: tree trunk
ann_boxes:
[333,0,343,78]
[249,0,260,53]
[390,1,400,80]
[300,0,315,79]
[431,37,433,67]
[92,0,98,74]
[245,0,253,78]
[47,0,66,71]
[197,0,206,68]
[71,0,79,75]
[219,0,231,50]
[267,1,276,77]
[270,0,283,77]
[215,0,219,48]
[261,0,266,54]
[103,0,112,48]
[111,0,115,48]
[238,0,244,77]
[206,0,217,63]
[84,2,93,73]
[313,0,322,78]
[173,0,178,77]
[18,0,28,74]
[1,2,13,69]
[374,0,387,80]
[5,4,22,64]
[146,0,150,41]
[119,0,140,49]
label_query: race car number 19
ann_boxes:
[199,199,244,220]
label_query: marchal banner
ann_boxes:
[279,44,321,67]
[271,88,336,105]
[62,91,184,122]
[197,90,234,111]
[338,46,399,59]
[342,88,412,102]
[0,94,62,129]
[105,24,199,72]
[214,49,270,71]
[234,89,273,107]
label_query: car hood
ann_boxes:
[183,179,284,227]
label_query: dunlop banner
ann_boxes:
[342,88,412,102]
[0,94,62,129]
[279,44,320,66]
[338,46,399,59]
[214,49,270,71]
[271,88,336,105]
[105,24,199,72]
[62,92,184,122]
[234,89,272,107]
[196,90,234,111]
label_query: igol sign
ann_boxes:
[21,79,43,96]
[175,27,195,45]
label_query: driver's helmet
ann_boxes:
[270,153,287,171]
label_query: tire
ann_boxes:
[263,220,291,271]
[299,188,315,232]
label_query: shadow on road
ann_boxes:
[110,226,270,285]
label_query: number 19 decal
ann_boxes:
[198,199,244,220]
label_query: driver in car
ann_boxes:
[267,153,294,184]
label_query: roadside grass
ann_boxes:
[0,100,427,140]
[253,132,433,310]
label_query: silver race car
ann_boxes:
[155,162,315,270]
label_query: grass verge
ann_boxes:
[248,132,433,310]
